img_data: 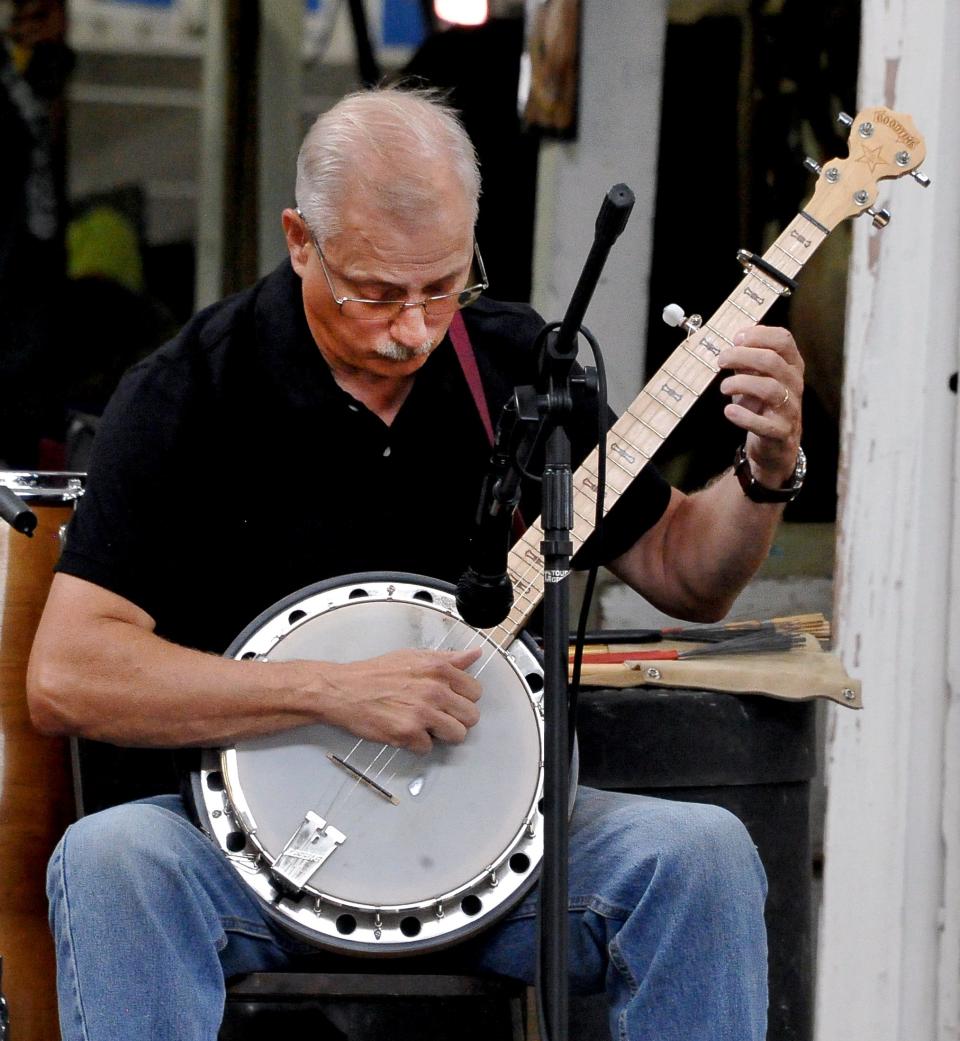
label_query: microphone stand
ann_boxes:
[534,183,634,1041]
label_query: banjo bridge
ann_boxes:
[272,811,346,894]
[327,752,400,804]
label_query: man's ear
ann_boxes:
[282,208,311,276]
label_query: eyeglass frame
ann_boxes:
[295,208,489,322]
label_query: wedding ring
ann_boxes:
[774,385,790,410]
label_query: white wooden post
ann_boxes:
[943,342,960,1033]
[815,2,960,1039]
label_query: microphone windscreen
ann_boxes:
[456,569,514,629]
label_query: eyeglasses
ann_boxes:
[297,209,488,321]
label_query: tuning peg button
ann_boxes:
[662,304,702,334]
[803,157,822,175]
[911,170,932,188]
[837,112,853,127]
[866,206,891,229]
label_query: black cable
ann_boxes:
[568,325,606,753]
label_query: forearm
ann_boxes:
[27,574,483,752]
[610,471,784,622]
[665,468,784,618]
[27,616,327,747]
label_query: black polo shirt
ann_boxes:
[57,260,671,655]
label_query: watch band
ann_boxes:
[733,443,807,503]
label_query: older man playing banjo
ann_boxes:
[28,87,804,1041]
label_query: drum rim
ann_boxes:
[0,470,85,503]
[223,570,543,658]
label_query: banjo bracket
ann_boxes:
[271,811,346,894]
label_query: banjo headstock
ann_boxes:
[804,107,929,232]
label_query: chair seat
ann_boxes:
[227,971,526,1000]
[222,971,528,1041]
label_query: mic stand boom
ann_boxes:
[0,486,38,537]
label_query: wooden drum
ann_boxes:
[0,471,83,1041]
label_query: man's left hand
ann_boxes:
[717,325,804,489]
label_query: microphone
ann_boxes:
[456,569,514,630]
[0,486,38,537]
[455,528,515,629]
[456,401,529,629]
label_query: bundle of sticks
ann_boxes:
[570,613,829,664]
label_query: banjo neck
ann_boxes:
[481,211,826,648]
[482,102,930,648]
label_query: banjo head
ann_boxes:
[193,574,549,954]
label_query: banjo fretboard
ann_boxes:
[482,211,830,647]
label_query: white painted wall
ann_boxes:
[815,2,960,1039]
[531,0,669,413]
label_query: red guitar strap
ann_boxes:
[449,311,527,539]
[449,311,495,444]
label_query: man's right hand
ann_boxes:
[318,647,483,754]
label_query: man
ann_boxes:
[28,87,804,1041]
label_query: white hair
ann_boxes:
[295,87,481,245]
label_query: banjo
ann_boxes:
[192,107,926,954]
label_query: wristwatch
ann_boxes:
[733,443,807,503]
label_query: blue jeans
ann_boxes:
[47,787,768,1040]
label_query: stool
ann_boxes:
[220,971,528,1041]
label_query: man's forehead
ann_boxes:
[325,212,474,275]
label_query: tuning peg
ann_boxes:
[866,206,891,229]
[838,111,881,140]
[911,170,932,187]
[662,304,702,334]
[803,157,823,175]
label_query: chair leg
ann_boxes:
[510,988,529,1041]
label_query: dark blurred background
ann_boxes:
[1,0,859,520]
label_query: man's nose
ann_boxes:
[389,301,431,345]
